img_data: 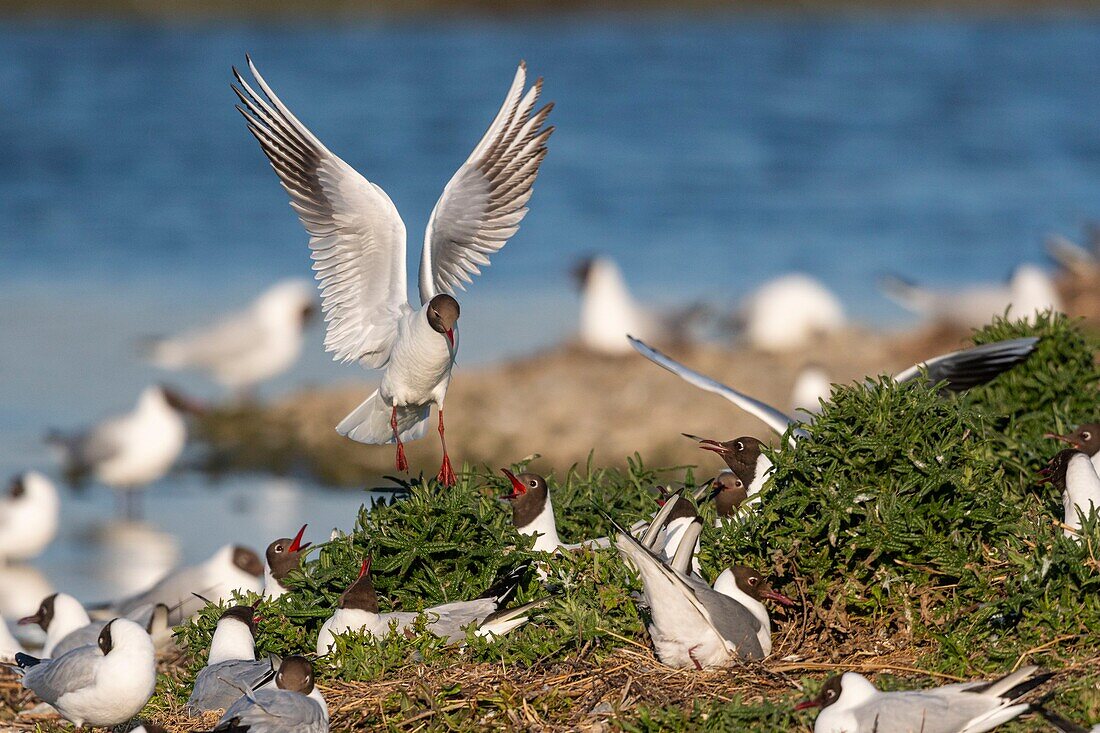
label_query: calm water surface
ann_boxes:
[1,16,1099,623]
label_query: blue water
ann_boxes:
[2,16,1100,613]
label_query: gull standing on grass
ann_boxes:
[232,57,553,485]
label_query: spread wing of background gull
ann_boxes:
[626,336,804,444]
[628,335,1039,444]
[233,57,553,485]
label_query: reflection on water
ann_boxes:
[1,472,377,646]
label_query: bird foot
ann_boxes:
[395,443,409,473]
[437,454,457,486]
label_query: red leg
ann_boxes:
[391,407,409,472]
[436,409,456,486]
[688,646,703,670]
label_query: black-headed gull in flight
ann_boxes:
[232,58,553,486]
[14,618,157,728]
[796,666,1051,733]
[147,279,315,395]
[631,336,1039,446]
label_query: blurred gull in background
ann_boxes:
[735,274,847,352]
[574,255,678,355]
[47,385,197,521]
[879,263,1061,328]
[790,364,831,416]
[0,471,59,562]
[145,279,316,397]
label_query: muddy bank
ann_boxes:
[194,323,1005,486]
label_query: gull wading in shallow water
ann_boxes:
[233,58,553,485]
[630,336,1040,446]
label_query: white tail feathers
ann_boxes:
[336,390,430,445]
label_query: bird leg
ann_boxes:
[391,407,409,473]
[688,646,703,671]
[436,409,456,486]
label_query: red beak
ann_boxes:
[698,440,731,455]
[500,468,526,500]
[762,590,797,607]
[1046,432,1079,448]
[358,556,372,580]
[16,614,37,626]
[794,700,820,711]
[288,524,310,554]
[445,328,455,350]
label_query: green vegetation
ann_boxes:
[11,312,1095,731]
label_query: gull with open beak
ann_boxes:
[264,525,312,599]
[1049,423,1100,475]
[232,57,552,486]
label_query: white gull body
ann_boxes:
[739,274,846,353]
[148,279,314,393]
[17,618,156,728]
[92,544,264,625]
[0,472,59,562]
[577,256,667,355]
[232,58,552,484]
[809,667,1047,733]
[880,263,1061,328]
[50,386,186,491]
[1061,452,1100,537]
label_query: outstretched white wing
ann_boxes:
[418,62,554,304]
[628,336,804,445]
[233,57,409,368]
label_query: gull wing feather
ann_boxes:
[418,62,554,303]
[233,58,409,368]
[628,336,804,444]
[892,337,1040,391]
[21,646,99,701]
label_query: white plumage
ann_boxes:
[738,274,846,352]
[576,256,669,355]
[232,58,552,484]
[880,263,1062,328]
[0,471,59,562]
[147,279,315,393]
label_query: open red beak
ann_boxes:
[794,700,820,711]
[445,328,455,350]
[500,468,526,500]
[288,524,310,554]
[762,590,797,607]
[358,556,372,579]
[16,613,38,626]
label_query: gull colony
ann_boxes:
[0,58,1095,733]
